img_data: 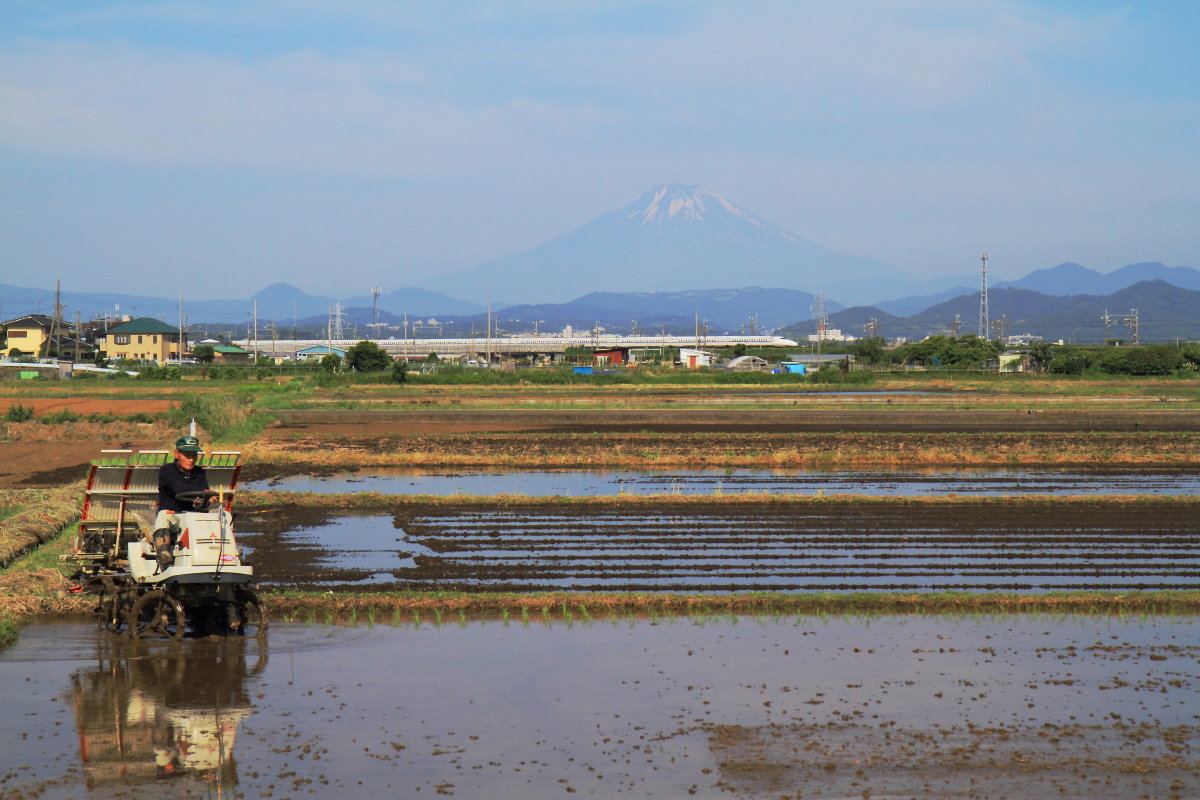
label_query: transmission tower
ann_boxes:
[328,303,346,340]
[812,291,828,339]
[864,318,880,338]
[978,252,989,338]
[950,313,962,336]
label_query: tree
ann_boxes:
[730,343,747,357]
[1028,341,1054,372]
[852,337,886,365]
[319,353,342,372]
[391,360,409,383]
[192,344,215,364]
[345,340,392,372]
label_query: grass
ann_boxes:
[167,392,273,444]
[262,589,1200,624]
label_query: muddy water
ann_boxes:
[238,503,1200,592]
[2,616,1196,798]
[241,466,1200,497]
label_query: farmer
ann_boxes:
[152,436,213,568]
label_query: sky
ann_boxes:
[1,0,1198,303]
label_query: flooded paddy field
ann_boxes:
[2,615,1196,799]
[236,501,1200,592]
[242,464,1200,497]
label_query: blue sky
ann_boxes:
[1,1,1197,302]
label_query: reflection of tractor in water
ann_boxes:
[68,636,264,789]
[69,447,266,640]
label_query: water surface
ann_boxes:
[2,616,1196,799]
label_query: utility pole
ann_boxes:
[178,293,184,362]
[978,252,989,339]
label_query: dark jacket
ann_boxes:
[157,460,210,512]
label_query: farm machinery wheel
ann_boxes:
[128,590,187,641]
[84,575,134,634]
[235,590,268,639]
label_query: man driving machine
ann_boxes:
[152,436,213,569]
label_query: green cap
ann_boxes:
[174,436,203,453]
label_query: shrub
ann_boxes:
[4,403,34,422]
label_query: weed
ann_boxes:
[4,403,34,423]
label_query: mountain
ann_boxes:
[432,303,701,337]
[781,281,1200,343]
[570,287,840,332]
[419,185,909,306]
[0,281,481,326]
[998,261,1200,295]
[874,286,975,317]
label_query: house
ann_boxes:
[592,347,629,367]
[993,351,1035,373]
[212,344,252,363]
[1,314,74,358]
[295,345,347,362]
[677,348,714,369]
[99,317,186,364]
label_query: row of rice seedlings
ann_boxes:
[262,589,1200,626]
[236,489,1200,510]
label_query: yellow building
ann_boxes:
[99,317,186,363]
[1,314,73,357]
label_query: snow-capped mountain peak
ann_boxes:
[628,184,773,233]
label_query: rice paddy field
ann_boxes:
[2,376,1200,797]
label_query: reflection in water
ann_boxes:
[67,637,265,791]
[243,465,1200,497]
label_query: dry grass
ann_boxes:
[242,431,1200,469]
[0,487,81,568]
[1,418,175,442]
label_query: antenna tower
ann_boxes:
[978,252,989,338]
[371,286,382,330]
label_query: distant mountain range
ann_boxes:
[781,280,1200,344]
[876,261,1200,317]
[418,185,907,306]
[2,180,1197,340]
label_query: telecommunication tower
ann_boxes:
[371,286,382,329]
[978,252,989,338]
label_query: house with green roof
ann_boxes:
[99,317,185,364]
[212,344,251,363]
